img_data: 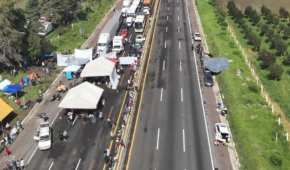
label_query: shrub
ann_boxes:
[268,64,283,80]
[258,50,275,69]
[248,82,260,93]
[279,7,289,18]
[269,151,283,167]
[282,55,290,65]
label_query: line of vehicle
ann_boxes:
[184,0,215,169]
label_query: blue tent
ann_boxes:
[204,57,229,73]
[3,84,22,94]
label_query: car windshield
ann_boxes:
[98,43,107,46]
[135,23,143,28]
[40,135,50,141]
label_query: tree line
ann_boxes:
[227,1,290,80]
[0,0,92,70]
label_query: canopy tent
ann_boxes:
[119,57,137,65]
[0,79,12,91]
[57,53,89,66]
[58,82,104,109]
[75,48,93,61]
[3,84,22,94]
[80,57,120,89]
[63,65,81,72]
[203,57,229,73]
[0,98,13,121]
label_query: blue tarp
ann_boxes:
[204,57,229,73]
[65,72,73,80]
[3,84,22,94]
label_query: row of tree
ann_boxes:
[227,1,290,80]
[0,0,92,70]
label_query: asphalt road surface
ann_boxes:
[128,0,214,169]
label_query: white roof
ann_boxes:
[119,57,137,65]
[59,82,104,109]
[81,57,116,78]
[216,123,230,134]
[98,33,110,43]
[74,48,93,60]
[63,65,81,72]
[135,15,145,22]
[0,79,11,91]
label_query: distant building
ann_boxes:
[38,16,53,36]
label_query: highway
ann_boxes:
[127,0,214,169]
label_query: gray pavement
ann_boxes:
[128,0,214,169]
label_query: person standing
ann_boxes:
[20,158,25,169]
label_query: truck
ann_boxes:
[112,36,124,53]
[97,10,122,55]
[122,0,132,7]
[126,0,140,17]
[134,15,146,33]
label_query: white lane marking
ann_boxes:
[180,88,183,102]
[182,129,186,152]
[27,146,38,164]
[160,88,163,101]
[166,26,168,32]
[167,7,169,11]
[185,0,214,169]
[178,26,180,32]
[164,40,167,48]
[178,40,181,49]
[163,60,166,71]
[75,158,82,170]
[166,15,169,20]
[179,60,182,72]
[178,15,180,21]
[48,161,54,170]
[156,128,160,150]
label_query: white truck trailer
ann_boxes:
[97,10,121,55]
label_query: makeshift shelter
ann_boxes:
[0,79,11,91]
[203,57,229,73]
[63,65,81,80]
[0,98,13,121]
[57,48,93,66]
[3,84,22,94]
[81,57,119,89]
[75,48,93,61]
[58,82,104,109]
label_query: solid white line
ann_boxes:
[182,129,186,152]
[179,60,182,72]
[185,0,214,169]
[75,158,82,170]
[166,26,168,32]
[180,88,183,102]
[164,40,167,48]
[160,88,163,101]
[48,161,54,170]
[27,146,38,164]
[156,128,160,150]
[178,40,181,49]
[163,60,166,71]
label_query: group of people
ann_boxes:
[1,121,23,147]
[5,158,25,170]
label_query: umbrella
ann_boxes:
[3,84,22,94]
[204,57,229,73]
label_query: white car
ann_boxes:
[126,17,134,27]
[34,121,51,150]
[193,32,202,41]
[215,123,230,142]
[135,34,145,44]
[143,7,150,15]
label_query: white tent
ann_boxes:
[0,79,11,91]
[75,48,93,61]
[57,53,89,66]
[58,82,104,109]
[63,65,81,72]
[80,57,120,89]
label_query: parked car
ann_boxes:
[119,28,129,39]
[135,34,145,44]
[204,69,214,87]
[215,123,230,142]
[193,32,202,41]
[34,120,51,150]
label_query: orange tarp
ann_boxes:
[0,98,13,121]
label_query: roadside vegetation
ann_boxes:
[196,0,290,169]
[226,1,290,119]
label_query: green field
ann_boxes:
[217,0,290,13]
[48,0,114,52]
[196,0,290,169]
